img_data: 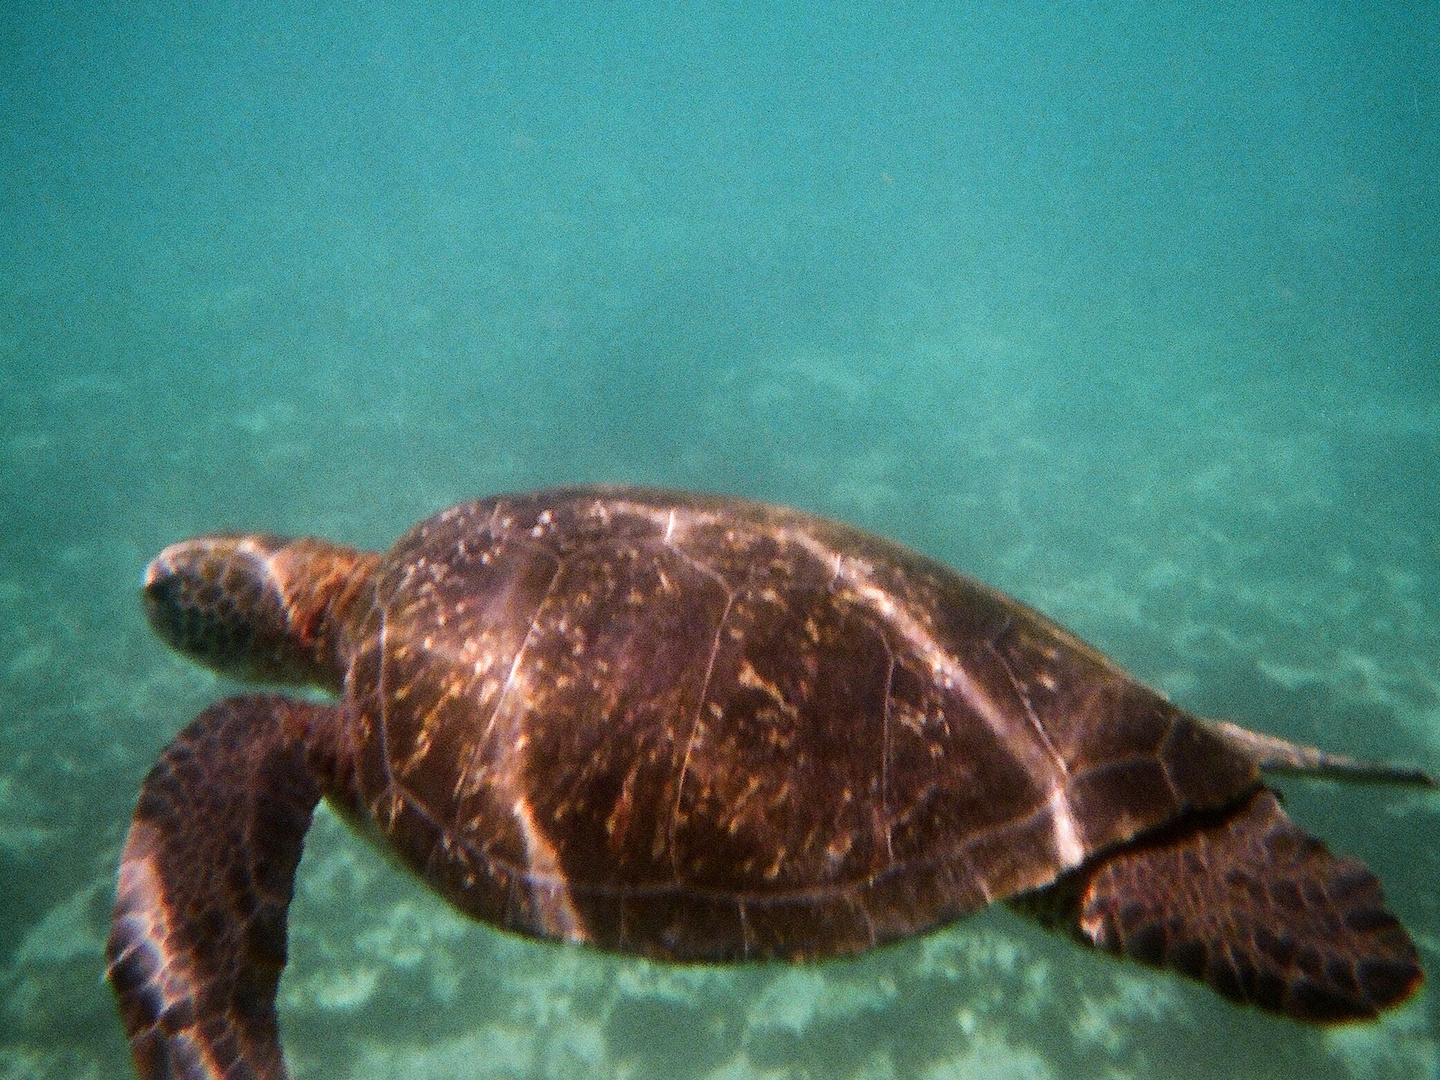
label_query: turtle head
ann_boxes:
[142,533,379,690]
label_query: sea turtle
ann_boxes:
[108,486,1431,1080]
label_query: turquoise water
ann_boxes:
[3,2,1438,1078]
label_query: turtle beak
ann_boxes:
[140,550,177,624]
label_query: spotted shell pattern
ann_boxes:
[337,489,1254,960]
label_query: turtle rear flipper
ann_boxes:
[106,696,329,1080]
[1016,789,1423,1022]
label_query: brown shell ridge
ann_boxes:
[984,635,1086,870]
[774,522,1070,882]
[633,507,752,879]
[876,612,899,866]
[400,787,1066,908]
[458,543,563,798]
[378,497,1076,902]
[604,498,917,883]
[383,745,1260,941]
[351,487,1268,964]
[987,625,1067,774]
[667,577,737,882]
[368,602,401,824]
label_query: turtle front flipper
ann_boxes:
[106,696,332,1080]
[1015,789,1423,1022]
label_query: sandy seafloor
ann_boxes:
[2,3,1439,1079]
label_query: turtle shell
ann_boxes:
[335,486,1257,961]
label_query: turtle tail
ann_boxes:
[106,695,329,1080]
[1013,788,1423,1022]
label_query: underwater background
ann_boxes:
[2,2,1438,1078]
